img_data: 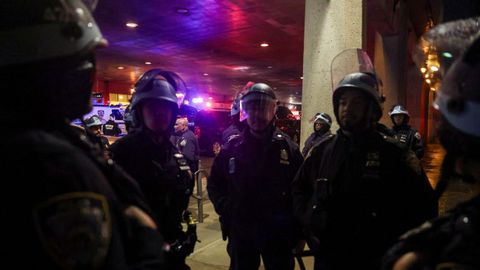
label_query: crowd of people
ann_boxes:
[2,1,479,269]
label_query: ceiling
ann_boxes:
[93,0,306,104]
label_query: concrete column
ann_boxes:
[301,0,365,148]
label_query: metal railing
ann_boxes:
[192,160,208,223]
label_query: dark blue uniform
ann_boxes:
[170,129,199,173]
[301,130,332,157]
[103,119,122,136]
[392,125,424,159]
[293,129,437,270]
[1,125,164,269]
[221,123,242,146]
[208,127,303,270]
[111,130,194,270]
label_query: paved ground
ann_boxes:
[185,144,474,269]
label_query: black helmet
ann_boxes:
[130,69,184,129]
[239,83,277,123]
[242,83,276,101]
[332,72,384,121]
[0,0,106,67]
[0,0,107,123]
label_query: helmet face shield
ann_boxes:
[240,94,276,131]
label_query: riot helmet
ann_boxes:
[436,36,480,140]
[311,112,332,133]
[231,81,255,116]
[0,0,107,123]
[331,49,385,123]
[130,69,184,135]
[240,83,277,132]
[389,104,410,126]
[430,23,480,188]
[333,72,384,122]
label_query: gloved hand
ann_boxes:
[168,210,199,259]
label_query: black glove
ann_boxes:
[168,211,198,259]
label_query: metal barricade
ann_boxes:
[192,160,208,223]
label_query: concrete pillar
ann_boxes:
[301,0,365,147]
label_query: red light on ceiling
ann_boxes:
[260,43,269,47]
[117,66,125,70]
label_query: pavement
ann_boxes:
[185,144,473,270]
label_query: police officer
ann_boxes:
[301,112,333,157]
[383,19,480,270]
[389,104,425,159]
[171,117,200,173]
[110,69,195,270]
[103,113,122,136]
[292,70,437,270]
[85,115,111,149]
[208,83,304,270]
[0,1,163,268]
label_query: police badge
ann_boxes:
[33,192,111,269]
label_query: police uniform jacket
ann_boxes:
[221,123,242,146]
[383,195,480,270]
[302,130,332,157]
[111,130,194,243]
[392,124,424,159]
[103,119,122,136]
[293,129,437,268]
[170,129,199,172]
[1,126,163,269]
[208,126,303,241]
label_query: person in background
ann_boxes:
[0,0,164,268]
[383,18,480,270]
[302,112,333,157]
[171,117,200,173]
[293,71,437,270]
[208,83,303,270]
[110,69,196,270]
[389,104,425,159]
[103,113,122,136]
[85,115,110,149]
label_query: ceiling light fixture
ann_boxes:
[175,7,190,14]
[300,76,304,80]
[203,73,209,76]
[126,22,138,28]
[145,61,152,65]
[117,66,125,70]
[260,43,269,47]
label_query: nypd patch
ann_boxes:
[33,192,111,269]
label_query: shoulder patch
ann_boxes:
[33,192,111,269]
[414,132,421,140]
